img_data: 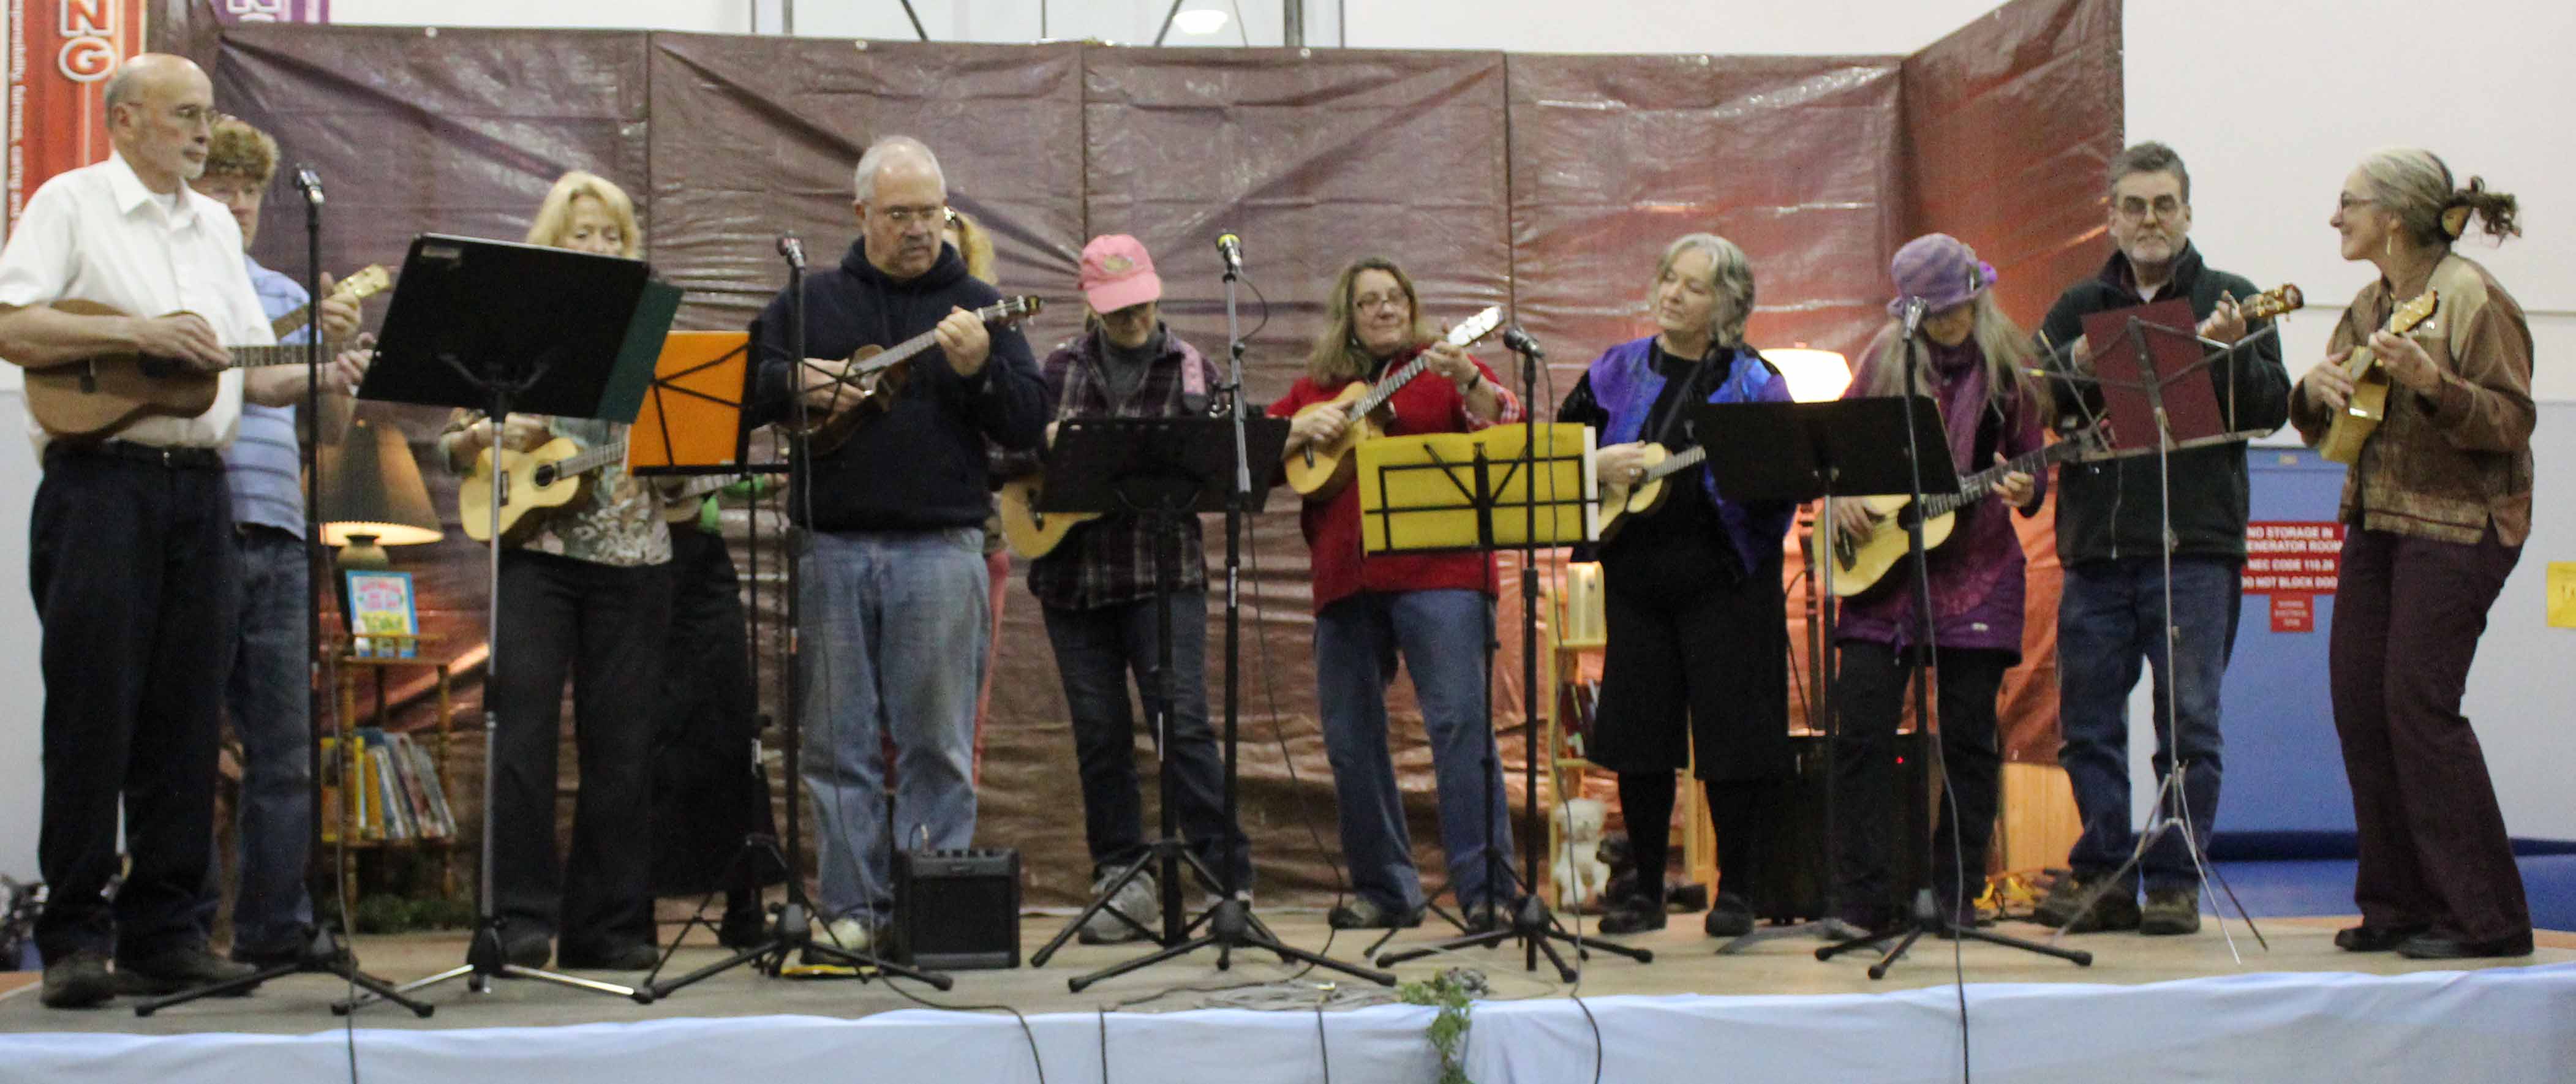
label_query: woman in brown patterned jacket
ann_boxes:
[2292,148,2532,960]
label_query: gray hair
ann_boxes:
[103,64,146,111]
[853,135,946,205]
[2354,146,2522,245]
[2107,141,2190,203]
[1651,233,1756,347]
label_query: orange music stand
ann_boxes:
[630,330,755,473]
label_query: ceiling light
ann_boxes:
[1173,8,1230,35]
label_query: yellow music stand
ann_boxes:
[1355,423,1595,554]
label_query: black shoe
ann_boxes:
[1702,893,1755,938]
[114,944,260,996]
[503,932,552,968]
[40,950,115,1009]
[2394,929,2533,960]
[1326,898,1425,930]
[718,906,770,950]
[558,942,661,971]
[1595,896,1666,935]
[2334,923,2430,952]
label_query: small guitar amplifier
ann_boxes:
[889,848,1021,970]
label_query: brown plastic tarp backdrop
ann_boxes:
[200,0,2119,909]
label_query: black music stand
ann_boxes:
[1692,398,2089,975]
[1023,418,1393,992]
[336,235,679,1009]
[2037,303,2277,958]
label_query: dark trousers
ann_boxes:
[30,448,238,962]
[1041,592,1249,890]
[1832,641,2009,919]
[2330,525,2528,943]
[489,549,671,955]
[649,528,778,898]
[1614,770,1782,906]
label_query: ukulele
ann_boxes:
[23,266,393,440]
[1282,306,1506,501]
[1823,429,2101,601]
[457,435,630,545]
[794,295,1045,456]
[2316,290,2441,465]
[995,472,1095,559]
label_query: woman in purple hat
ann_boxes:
[1026,235,1246,943]
[1829,233,2050,932]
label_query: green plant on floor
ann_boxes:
[1398,968,1482,1084]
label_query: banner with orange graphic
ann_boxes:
[6,0,154,231]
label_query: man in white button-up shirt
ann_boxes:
[0,53,364,1009]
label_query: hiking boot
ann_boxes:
[2033,871,2139,932]
[1079,871,1158,945]
[2139,887,2202,936]
[1325,897,1425,930]
[113,944,259,997]
[802,914,876,965]
[40,950,115,1009]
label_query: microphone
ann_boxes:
[292,165,325,208]
[1215,232,1245,279]
[1502,325,1543,358]
[1900,296,1928,341]
[777,235,806,271]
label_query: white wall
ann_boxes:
[5,0,2574,878]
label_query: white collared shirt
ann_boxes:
[0,151,271,453]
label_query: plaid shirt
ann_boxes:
[1026,326,1227,611]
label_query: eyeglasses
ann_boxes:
[875,203,947,226]
[2115,195,2183,221]
[2337,194,2376,213]
[169,104,217,129]
[1352,292,1408,314]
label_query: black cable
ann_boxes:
[1531,343,1602,1084]
[878,976,1047,1084]
[1313,1001,1330,1084]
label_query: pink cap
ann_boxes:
[1079,234,1162,314]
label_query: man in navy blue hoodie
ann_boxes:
[751,136,1045,954]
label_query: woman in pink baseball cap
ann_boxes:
[1023,235,1243,943]
[1828,233,2052,933]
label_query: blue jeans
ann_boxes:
[2057,557,2238,892]
[800,527,989,922]
[1042,592,1249,890]
[226,527,315,954]
[1314,590,1514,911]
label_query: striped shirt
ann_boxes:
[225,256,315,535]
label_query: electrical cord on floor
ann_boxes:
[877,974,1047,1084]
[1531,353,1605,1084]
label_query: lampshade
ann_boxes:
[1766,347,1851,403]
[315,418,445,548]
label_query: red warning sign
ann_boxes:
[2269,594,2314,633]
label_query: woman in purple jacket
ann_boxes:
[1557,233,1795,938]
[1829,234,2049,930]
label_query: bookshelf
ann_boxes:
[324,633,462,908]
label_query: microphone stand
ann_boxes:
[135,167,431,1017]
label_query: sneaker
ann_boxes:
[40,950,115,1009]
[2139,887,2202,936]
[1460,900,1510,935]
[802,914,875,965]
[1079,871,1158,946]
[113,944,260,996]
[1595,895,1666,935]
[1702,892,1755,938]
[1325,898,1425,930]
[2033,872,2140,933]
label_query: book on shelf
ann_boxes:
[371,744,411,841]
